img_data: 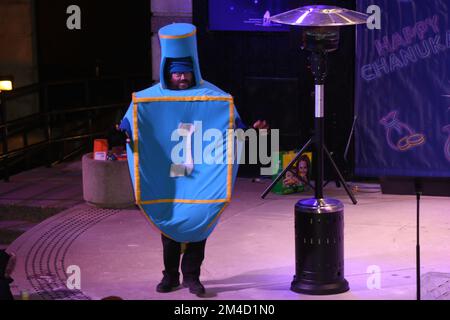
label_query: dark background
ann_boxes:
[35,0,153,111]
[194,0,358,178]
[0,0,154,179]
[36,0,152,82]
[30,0,358,179]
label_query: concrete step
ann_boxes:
[0,160,85,248]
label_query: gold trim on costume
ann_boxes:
[159,29,197,40]
[133,96,233,103]
[133,95,235,231]
[141,199,228,205]
[226,101,234,201]
[132,93,141,203]
[137,204,173,240]
[206,203,229,230]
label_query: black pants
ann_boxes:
[161,234,206,281]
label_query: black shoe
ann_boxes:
[182,278,205,295]
[156,272,180,293]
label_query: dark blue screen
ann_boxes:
[209,0,291,32]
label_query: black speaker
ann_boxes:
[380,177,450,197]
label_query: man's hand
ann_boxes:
[252,120,270,130]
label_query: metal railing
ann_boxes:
[0,75,152,181]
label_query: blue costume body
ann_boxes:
[121,23,242,243]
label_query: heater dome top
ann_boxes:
[270,5,369,27]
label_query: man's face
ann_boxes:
[169,72,194,90]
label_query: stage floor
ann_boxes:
[6,178,450,300]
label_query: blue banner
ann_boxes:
[355,0,450,177]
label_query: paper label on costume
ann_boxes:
[170,123,195,177]
[170,164,187,177]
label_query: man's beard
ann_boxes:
[177,80,192,89]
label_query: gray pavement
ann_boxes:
[2,163,450,300]
[0,161,84,251]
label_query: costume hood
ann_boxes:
[159,23,203,89]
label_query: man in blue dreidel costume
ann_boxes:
[120,23,269,296]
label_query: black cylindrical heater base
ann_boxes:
[291,198,349,295]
